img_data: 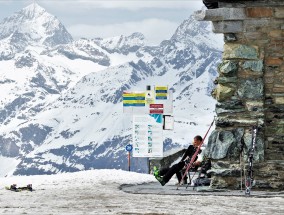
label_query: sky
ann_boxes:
[0,0,204,45]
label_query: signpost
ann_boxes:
[122,85,174,172]
[125,144,133,171]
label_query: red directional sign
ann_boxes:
[149,104,164,114]
[150,109,163,114]
[150,104,163,108]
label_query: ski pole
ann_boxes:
[177,117,215,190]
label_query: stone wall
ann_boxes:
[195,0,284,190]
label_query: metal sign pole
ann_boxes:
[125,144,133,172]
[128,151,131,172]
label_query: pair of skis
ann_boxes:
[245,126,258,196]
[176,118,215,190]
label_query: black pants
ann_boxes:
[159,161,186,184]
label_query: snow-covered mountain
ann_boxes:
[0,3,222,176]
[0,3,72,48]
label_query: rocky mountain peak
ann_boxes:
[93,32,145,54]
[171,15,223,51]
[20,3,46,19]
[0,3,73,46]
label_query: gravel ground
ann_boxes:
[1,182,283,215]
[0,170,283,215]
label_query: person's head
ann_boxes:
[193,135,203,147]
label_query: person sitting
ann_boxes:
[153,135,203,186]
[192,155,212,187]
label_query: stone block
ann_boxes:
[275,8,284,18]
[194,8,246,21]
[214,84,235,101]
[212,21,243,33]
[265,57,283,65]
[216,100,244,110]
[215,99,246,114]
[237,78,263,99]
[218,60,238,76]
[215,117,265,128]
[264,77,274,84]
[243,19,270,32]
[273,87,284,93]
[275,97,284,104]
[245,101,264,112]
[216,77,238,84]
[223,44,258,60]
[267,104,284,113]
[241,60,263,73]
[206,128,244,160]
[269,30,283,38]
[274,84,284,88]
[243,32,265,40]
[246,7,273,18]
[266,126,284,135]
[209,168,241,177]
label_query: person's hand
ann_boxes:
[193,161,201,167]
[184,158,190,164]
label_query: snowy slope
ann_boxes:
[0,3,223,176]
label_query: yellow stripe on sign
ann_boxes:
[123,100,146,104]
[123,93,145,97]
[156,93,167,97]
[155,86,168,90]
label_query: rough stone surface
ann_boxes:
[245,101,264,112]
[223,44,259,60]
[242,60,263,73]
[246,7,273,18]
[275,8,284,18]
[194,8,246,21]
[200,1,284,190]
[237,78,263,99]
[265,57,283,66]
[206,128,244,160]
[216,77,238,84]
[212,21,243,33]
[213,84,235,101]
[275,97,284,104]
[218,60,238,76]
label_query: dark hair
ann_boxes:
[194,135,202,141]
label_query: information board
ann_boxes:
[132,114,163,157]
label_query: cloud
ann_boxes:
[86,0,202,10]
[68,18,179,45]
[41,0,203,11]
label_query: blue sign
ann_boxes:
[125,144,133,152]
